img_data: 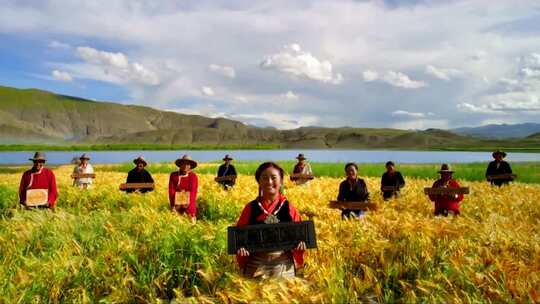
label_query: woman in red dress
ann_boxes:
[168,155,199,224]
[236,162,306,278]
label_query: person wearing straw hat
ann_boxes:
[236,162,306,279]
[73,153,94,189]
[125,156,154,193]
[18,152,58,209]
[291,153,313,185]
[428,164,464,216]
[169,154,199,224]
[380,161,405,201]
[485,150,513,186]
[216,154,237,190]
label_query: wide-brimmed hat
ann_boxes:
[79,153,90,160]
[223,154,233,161]
[133,156,148,166]
[492,150,507,158]
[175,154,197,169]
[29,152,46,162]
[296,153,306,160]
[438,163,454,173]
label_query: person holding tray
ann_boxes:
[125,156,154,193]
[73,153,94,189]
[236,162,306,279]
[485,150,513,186]
[428,164,464,216]
[337,162,370,219]
[380,161,405,200]
[216,154,237,190]
[169,155,199,224]
[18,152,58,209]
[291,153,313,185]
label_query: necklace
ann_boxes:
[258,199,284,224]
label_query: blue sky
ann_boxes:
[1,0,539,129]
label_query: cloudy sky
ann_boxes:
[1,0,540,129]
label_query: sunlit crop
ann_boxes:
[0,164,539,303]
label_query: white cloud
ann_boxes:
[364,70,427,89]
[260,44,343,84]
[284,91,299,100]
[51,70,73,82]
[231,112,319,129]
[208,64,236,78]
[425,65,462,81]
[201,86,215,96]
[391,110,433,119]
[48,40,71,49]
[457,103,501,114]
[75,46,159,86]
[390,119,449,130]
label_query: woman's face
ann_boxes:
[33,160,44,170]
[258,167,282,196]
[180,162,191,172]
[386,164,394,173]
[346,165,357,180]
[81,159,88,165]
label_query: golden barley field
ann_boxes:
[0,164,539,303]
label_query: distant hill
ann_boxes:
[0,85,539,150]
[452,123,540,139]
[527,132,540,140]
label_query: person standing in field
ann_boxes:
[169,155,199,224]
[337,162,370,219]
[291,153,313,185]
[73,153,94,189]
[485,150,513,186]
[216,154,237,190]
[236,162,306,279]
[125,156,154,193]
[380,161,405,200]
[18,152,58,209]
[428,164,464,216]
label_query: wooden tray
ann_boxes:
[227,220,317,255]
[328,200,378,211]
[119,183,155,190]
[215,175,237,182]
[26,189,48,207]
[381,186,400,192]
[290,174,315,180]
[487,174,517,180]
[424,187,470,195]
[175,191,190,207]
[71,173,96,179]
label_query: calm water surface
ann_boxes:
[1,150,539,165]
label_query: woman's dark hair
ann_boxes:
[255,162,285,182]
[385,161,395,167]
[344,162,358,171]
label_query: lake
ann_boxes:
[1,150,539,165]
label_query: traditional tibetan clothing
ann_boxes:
[485,160,513,186]
[19,168,58,208]
[428,179,464,216]
[217,164,237,189]
[236,194,305,279]
[168,171,198,217]
[292,162,313,185]
[73,163,94,188]
[380,171,405,200]
[338,178,370,218]
[125,168,154,193]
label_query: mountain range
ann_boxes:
[0,85,539,150]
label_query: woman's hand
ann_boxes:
[237,247,250,256]
[296,241,306,251]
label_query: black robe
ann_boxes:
[485,160,513,186]
[125,168,154,193]
[337,178,369,218]
[380,171,405,200]
[217,164,237,188]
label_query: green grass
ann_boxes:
[94,161,540,184]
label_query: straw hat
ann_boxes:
[438,163,454,173]
[175,154,197,169]
[296,153,307,160]
[79,153,90,160]
[223,154,233,161]
[133,156,148,166]
[492,150,507,158]
[29,152,47,162]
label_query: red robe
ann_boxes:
[19,168,58,208]
[428,179,464,214]
[236,194,305,269]
[168,171,198,217]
